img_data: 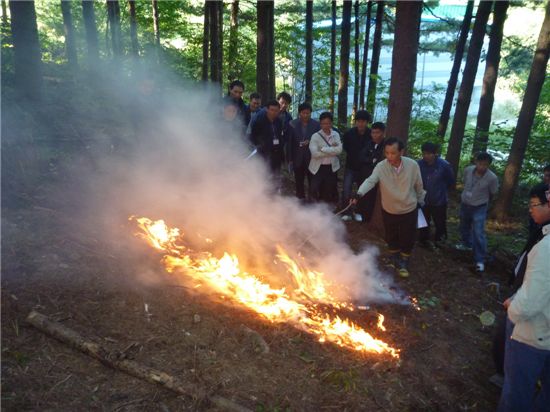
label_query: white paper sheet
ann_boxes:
[417,208,428,229]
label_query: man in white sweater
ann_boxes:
[351,137,425,277]
[498,183,550,412]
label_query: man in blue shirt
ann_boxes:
[417,142,455,247]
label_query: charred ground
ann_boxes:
[1,168,522,412]
[1,83,526,411]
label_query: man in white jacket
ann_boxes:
[499,183,550,412]
[308,111,342,203]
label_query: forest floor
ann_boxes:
[1,161,526,411]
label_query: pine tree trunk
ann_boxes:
[445,0,492,178]
[152,0,160,63]
[366,0,383,116]
[228,0,239,81]
[152,0,160,46]
[82,1,99,68]
[267,2,274,100]
[60,0,78,71]
[359,1,371,110]
[437,0,474,140]
[305,0,313,103]
[494,2,550,222]
[329,0,336,113]
[217,1,223,85]
[1,0,7,27]
[8,0,42,99]
[352,0,360,120]
[385,1,422,144]
[128,0,139,57]
[107,0,122,57]
[209,0,219,85]
[202,1,209,82]
[472,0,509,155]
[337,0,352,130]
[256,1,270,100]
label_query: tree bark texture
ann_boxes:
[202,1,210,82]
[1,0,8,27]
[267,2,274,100]
[337,0,352,130]
[352,0,360,118]
[228,0,239,81]
[494,2,550,221]
[217,0,224,86]
[82,1,99,67]
[385,1,422,144]
[209,0,220,84]
[107,0,122,57]
[305,0,313,104]
[60,1,78,71]
[329,0,336,113]
[445,0,492,178]
[472,0,509,154]
[152,0,160,47]
[26,311,252,412]
[256,1,274,101]
[366,1,383,116]
[359,1,372,110]
[8,0,42,99]
[437,0,474,141]
[128,0,139,57]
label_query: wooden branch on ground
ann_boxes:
[26,311,252,412]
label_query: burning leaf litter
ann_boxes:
[131,216,400,358]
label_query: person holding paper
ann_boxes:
[351,137,426,278]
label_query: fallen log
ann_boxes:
[26,311,251,412]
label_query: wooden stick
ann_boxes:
[26,311,251,412]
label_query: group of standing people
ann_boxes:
[222,82,549,410]
[221,81,502,278]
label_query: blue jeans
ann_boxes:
[342,168,361,207]
[459,203,488,264]
[498,317,550,412]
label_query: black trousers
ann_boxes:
[419,204,448,242]
[382,208,418,255]
[310,165,337,203]
[294,162,312,200]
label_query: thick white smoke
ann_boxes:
[81,72,401,305]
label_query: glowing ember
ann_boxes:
[131,217,399,358]
[377,314,386,332]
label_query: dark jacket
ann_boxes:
[343,127,371,172]
[223,95,248,128]
[250,110,286,161]
[288,118,321,168]
[359,138,385,178]
[417,157,455,206]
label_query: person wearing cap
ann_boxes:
[351,137,425,277]
[341,110,372,222]
[417,141,455,247]
[498,182,550,412]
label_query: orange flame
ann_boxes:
[132,217,399,358]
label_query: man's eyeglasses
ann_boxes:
[529,202,545,209]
